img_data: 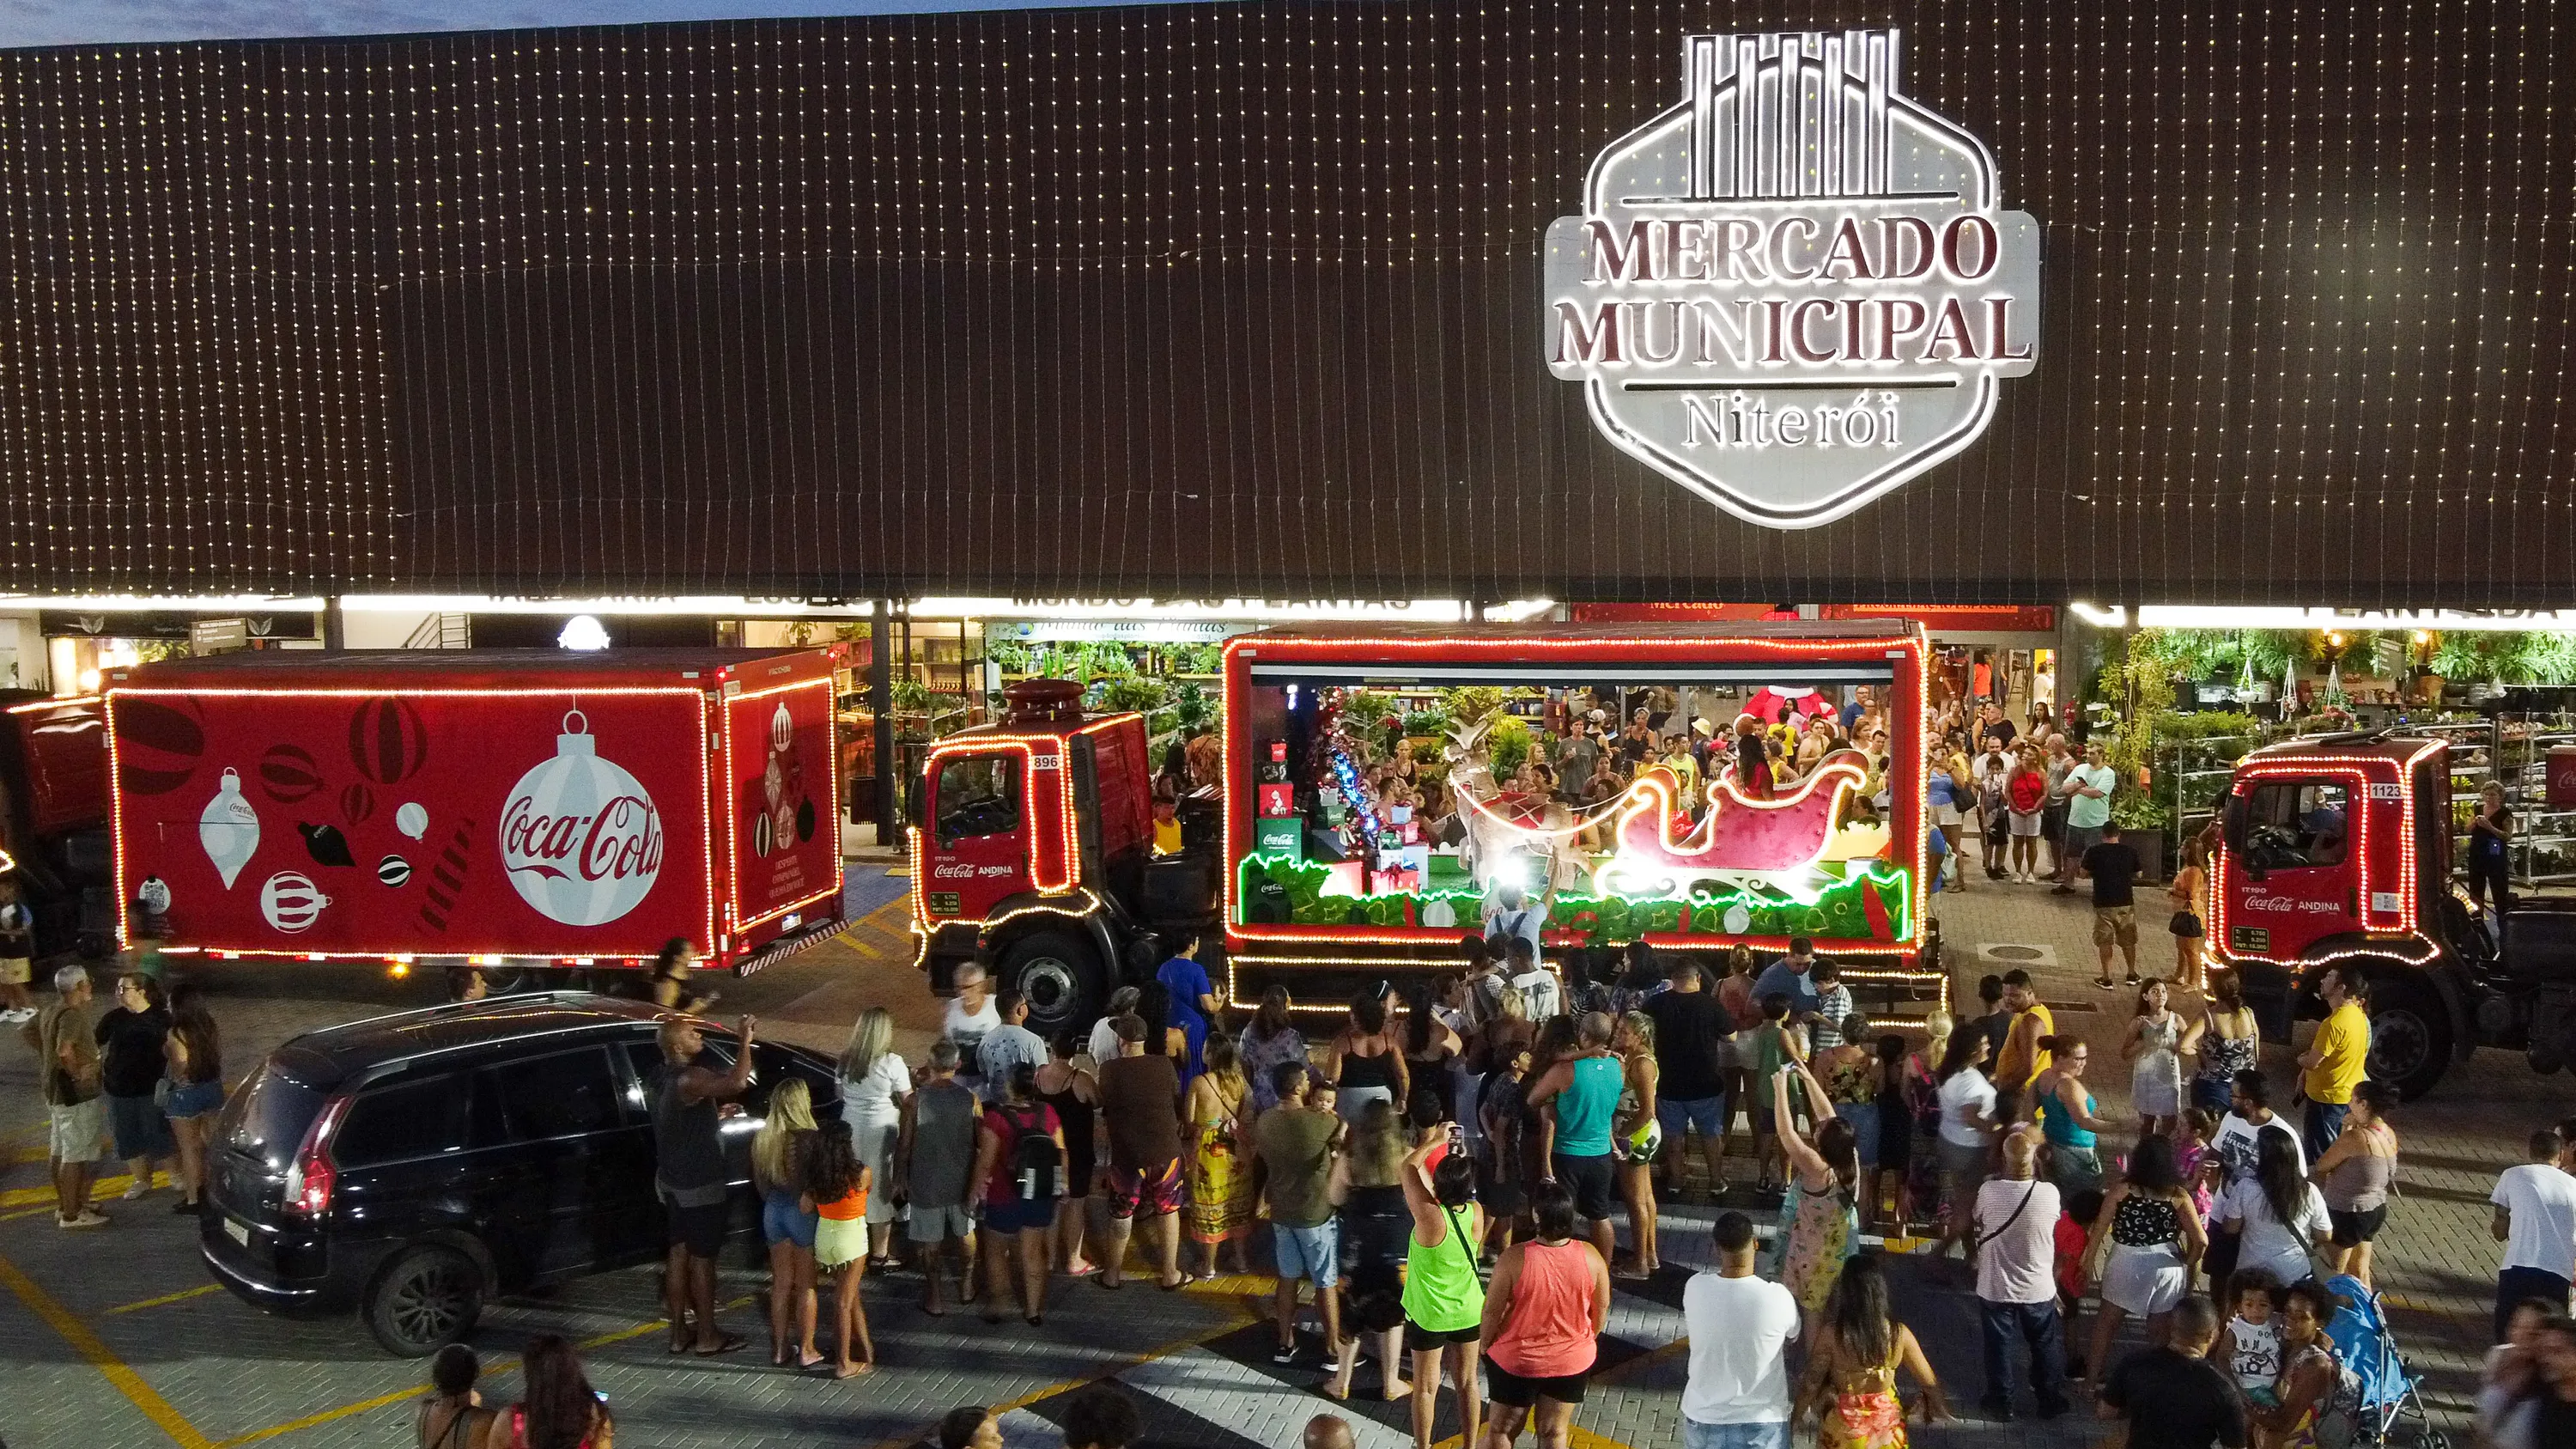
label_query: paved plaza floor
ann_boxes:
[0,861,2547,1449]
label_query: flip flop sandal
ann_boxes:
[695,1332,750,1357]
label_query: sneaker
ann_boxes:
[0,1006,33,1023]
[1273,1345,1301,1365]
[123,1180,150,1200]
[59,1209,110,1229]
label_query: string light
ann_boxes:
[1,9,2561,603]
[104,683,721,963]
[2208,738,2442,974]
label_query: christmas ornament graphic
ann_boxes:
[348,697,430,785]
[340,780,376,825]
[297,821,356,868]
[417,819,475,933]
[137,876,172,916]
[259,872,331,933]
[377,855,413,887]
[116,697,204,796]
[257,744,326,803]
[499,711,665,926]
[395,801,429,840]
[197,769,261,889]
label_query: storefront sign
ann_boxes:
[1546,30,2040,529]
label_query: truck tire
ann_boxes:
[2364,971,2453,1101]
[999,930,1104,1037]
[363,1243,484,1355]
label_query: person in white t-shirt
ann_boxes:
[1681,1210,1800,1449]
[1501,935,1561,1022]
[2202,1068,2306,1299]
[1974,1126,2071,1420]
[2215,1129,2332,1290]
[1935,1027,2001,1264]
[944,964,1001,1090]
[2490,1123,2576,1339]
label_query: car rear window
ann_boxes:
[333,1074,474,1168]
[219,1062,326,1170]
[484,1048,624,1142]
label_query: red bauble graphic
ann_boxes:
[258,744,326,803]
[348,698,429,784]
[116,697,204,796]
[340,779,375,825]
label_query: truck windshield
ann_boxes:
[2241,781,2350,868]
[936,755,1021,846]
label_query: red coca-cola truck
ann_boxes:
[103,649,847,978]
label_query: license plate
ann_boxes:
[224,1217,250,1247]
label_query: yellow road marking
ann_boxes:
[0,1249,216,1449]
[206,1295,759,1449]
[0,1203,57,1223]
[0,1169,172,1209]
[106,1282,226,1315]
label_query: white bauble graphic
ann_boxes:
[259,872,330,933]
[377,855,412,887]
[395,801,429,840]
[751,810,774,858]
[497,710,665,926]
[137,876,172,915]
[769,701,793,752]
[1722,904,1753,935]
[197,768,261,889]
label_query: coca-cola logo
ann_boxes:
[2241,892,2337,915]
[932,861,977,880]
[502,793,666,885]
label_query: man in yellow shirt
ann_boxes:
[1990,969,2055,1123]
[2297,963,2372,1158]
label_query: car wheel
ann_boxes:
[999,929,1104,1037]
[2364,971,2453,1101]
[364,1243,484,1356]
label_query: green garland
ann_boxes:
[1236,854,1913,943]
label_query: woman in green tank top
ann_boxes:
[1400,1138,1486,1449]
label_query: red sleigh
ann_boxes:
[1608,753,1869,875]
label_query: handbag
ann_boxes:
[154,1076,176,1111]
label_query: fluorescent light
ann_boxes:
[341,594,871,617]
[907,597,1559,624]
[2136,606,2576,633]
[2067,601,2129,628]
[0,594,324,612]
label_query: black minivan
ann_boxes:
[200,992,841,1355]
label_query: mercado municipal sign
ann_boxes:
[1546,30,2040,529]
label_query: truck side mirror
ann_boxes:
[2221,794,2261,880]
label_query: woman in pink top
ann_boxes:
[1478,1182,1612,1449]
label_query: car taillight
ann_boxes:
[283,1097,351,1217]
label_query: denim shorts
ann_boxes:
[762,1188,817,1250]
[1656,1094,1728,1140]
[1832,1101,1880,1168]
[1681,1421,1789,1449]
[1273,1218,1340,1287]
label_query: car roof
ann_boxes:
[271,992,675,1087]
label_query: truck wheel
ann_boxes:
[999,931,1103,1036]
[2365,973,2453,1101]
[363,1243,484,1356]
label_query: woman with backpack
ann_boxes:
[970,1062,1067,1326]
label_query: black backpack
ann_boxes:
[1007,1105,1062,1201]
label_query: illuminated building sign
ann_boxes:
[1545,29,2040,529]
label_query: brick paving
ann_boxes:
[0,859,2544,1448]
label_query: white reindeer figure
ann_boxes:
[1443,710,1583,895]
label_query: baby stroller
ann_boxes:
[2322,1275,2450,1449]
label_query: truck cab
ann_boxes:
[2213,731,2576,1097]
[910,679,1218,1031]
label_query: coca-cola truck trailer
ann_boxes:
[103,649,847,977]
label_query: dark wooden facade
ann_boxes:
[0,1,2567,602]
